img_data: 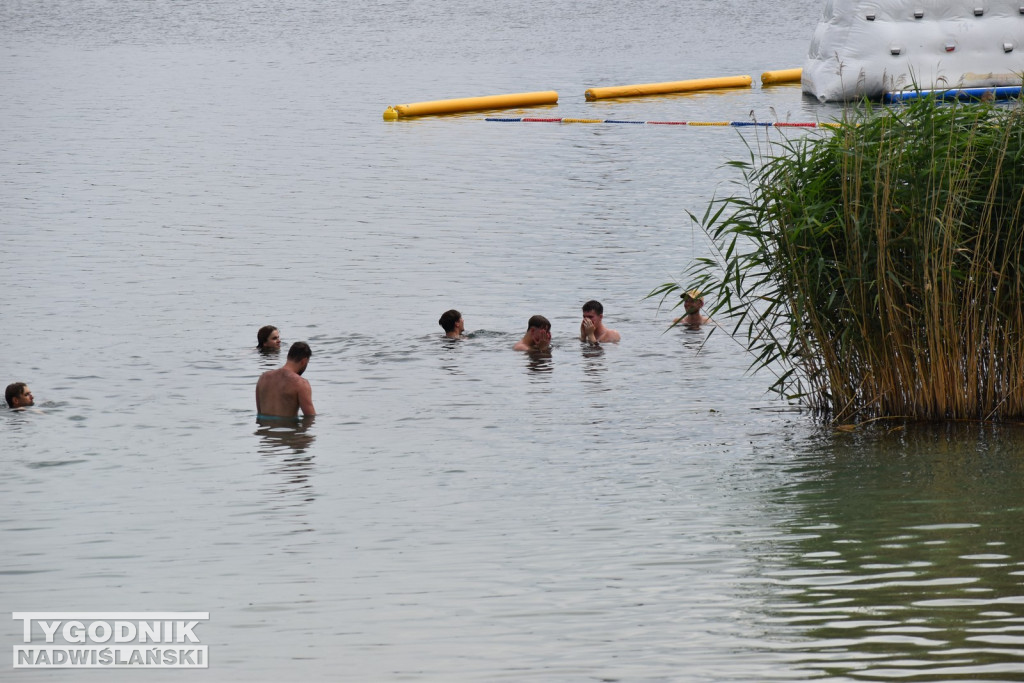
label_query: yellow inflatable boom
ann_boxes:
[761,68,802,85]
[584,75,751,101]
[383,91,558,119]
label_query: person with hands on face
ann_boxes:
[514,315,552,351]
[579,300,620,344]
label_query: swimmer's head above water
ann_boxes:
[438,309,464,338]
[5,382,34,409]
[514,315,552,351]
[288,341,312,374]
[681,290,704,313]
[675,290,710,327]
[257,325,281,351]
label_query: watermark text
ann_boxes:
[12,612,209,668]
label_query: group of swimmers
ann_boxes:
[7,293,708,418]
[440,300,622,351]
[250,293,709,420]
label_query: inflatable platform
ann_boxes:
[803,0,1024,102]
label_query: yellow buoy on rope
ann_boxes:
[761,68,802,85]
[383,91,559,120]
[584,75,751,101]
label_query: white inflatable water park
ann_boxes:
[803,0,1024,101]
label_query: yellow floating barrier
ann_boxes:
[584,75,752,101]
[383,91,558,120]
[761,68,802,85]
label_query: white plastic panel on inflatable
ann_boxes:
[802,0,1024,102]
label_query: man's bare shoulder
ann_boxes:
[600,328,621,343]
[258,367,284,382]
[258,367,305,386]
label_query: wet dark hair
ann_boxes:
[257,325,278,349]
[582,300,603,315]
[287,341,312,362]
[527,315,551,331]
[438,309,462,333]
[5,382,27,408]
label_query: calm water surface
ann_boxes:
[2,1,1023,680]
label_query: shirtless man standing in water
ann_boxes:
[256,341,316,418]
[579,300,621,344]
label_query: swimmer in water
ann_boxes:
[5,382,34,410]
[438,309,465,339]
[674,290,711,327]
[514,315,552,351]
[579,300,621,344]
[256,341,316,418]
[257,325,281,352]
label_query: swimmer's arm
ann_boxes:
[255,380,262,414]
[298,379,316,416]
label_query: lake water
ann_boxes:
[3,1,1024,680]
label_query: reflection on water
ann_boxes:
[523,348,553,374]
[256,415,317,456]
[438,335,466,376]
[763,423,1024,680]
[677,325,715,354]
[254,416,317,542]
[580,341,605,376]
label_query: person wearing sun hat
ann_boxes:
[674,289,711,327]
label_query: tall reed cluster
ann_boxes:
[656,97,1024,422]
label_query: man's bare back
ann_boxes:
[256,342,316,418]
